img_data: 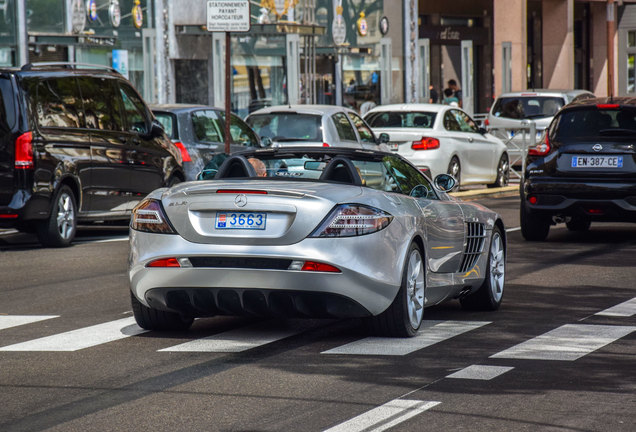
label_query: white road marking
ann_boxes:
[490,324,636,361]
[159,323,301,353]
[74,236,129,244]
[322,321,490,356]
[505,227,521,233]
[323,399,440,432]
[446,365,514,380]
[0,229,18,236]
[0,315,58,331]
[0,317,146,351]
[596,297,636,317]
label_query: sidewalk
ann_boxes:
[450,185,519,200]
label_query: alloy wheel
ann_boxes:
[56,191,76,241]
[406,248,425,330]
[488,231,505,302]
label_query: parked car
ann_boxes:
[128,147,506,338]
[364,104,510,187]
[151,104,263,181]
[245,104,389,151]
[487,89,595,162]
[521,97,636,241]
[0,63,183,247]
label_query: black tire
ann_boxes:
[131,292,194,331]
[520,199,550,241]
[460,225,505,310]
[488,154,510,188]
[36,185,77,247]
[447,157,461,187]
[367,243,425,338]
[566,217,591,232]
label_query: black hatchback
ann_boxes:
[0,64,183,247]
[521,97,636,240]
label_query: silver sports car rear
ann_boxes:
[129,148,506,337]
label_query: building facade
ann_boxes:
[2,0,636,117]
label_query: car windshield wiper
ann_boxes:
[598,128,636,136]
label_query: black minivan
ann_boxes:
[0,63,183,247]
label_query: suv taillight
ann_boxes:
[528,133,551,156]
[15,132,34,169]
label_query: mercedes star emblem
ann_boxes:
[235,194,247,207]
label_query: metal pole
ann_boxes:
[607,0,616,98]
[225,31,231,154]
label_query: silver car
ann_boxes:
[245,104,389,150]
[486,89,594,163]
[129,147,506,337]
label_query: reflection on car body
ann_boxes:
[129,147,506,338]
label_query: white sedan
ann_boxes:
[364,104,510,187]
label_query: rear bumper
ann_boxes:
[129,228,406,318]
[0,189,49,228]
[522,177,636,220]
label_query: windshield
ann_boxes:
[365,111,437,129]
[553,108,636,139]
[246,113,323,142]
[492,96,565,119]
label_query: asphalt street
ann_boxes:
[0,193,635,431]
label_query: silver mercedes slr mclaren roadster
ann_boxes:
[129,147,506,337]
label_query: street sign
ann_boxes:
[207,1,251,33]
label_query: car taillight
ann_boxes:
[147,258,181,267]
[131,198,176,234]
[484,118,489,126]
[322,143,330,147]
[15,132,34,169]
[411,137,440,150]
[310,204,393,238]
[528,133,551,156]
[173,141,191,162]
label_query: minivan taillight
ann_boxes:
[15,132,34,169]
[528,133,551,156]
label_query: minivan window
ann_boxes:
[33,78,82,128]
[0,77,15,132]
[119,83,148,134]
[78,77,124,131]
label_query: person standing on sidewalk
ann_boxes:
[447,79,462,108]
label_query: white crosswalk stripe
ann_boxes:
[595,297,636,317]
[159,322,301,353]
[0,315,58,331]
[322,321,490,356]
[0,317,146,352]
[490,324,636,361]
[446,365,514,380]
[322,399,440,432]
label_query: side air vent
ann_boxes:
[459,222,486,273]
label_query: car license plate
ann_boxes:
[571,156,623,168]
[215,212,266,230]
[389,142,399,151]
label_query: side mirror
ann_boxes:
[148,119,164,138]
[378,132,390,144]
[260,136,273,147]
[433,173,457,192]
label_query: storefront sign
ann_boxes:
[132,0,143,29]
[357,12,368,37]
[419,26,488,45]
[71,0,86,34]
[112,49,129,78]
[207,1,251,32]
[109,0,121,28]
[86,0,98,22]
[332,2,346,45]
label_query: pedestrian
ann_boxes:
[447,79,462,107]
[428,84,439,104]
[359,94,377,115]
[442,88,459,107]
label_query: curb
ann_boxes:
[450,185,519,200]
